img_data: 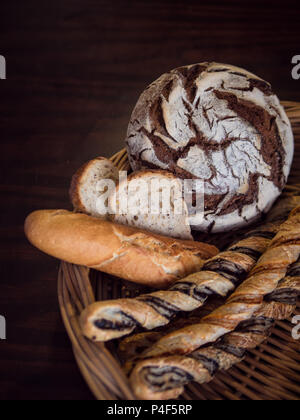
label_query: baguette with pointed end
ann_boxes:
[24,210,218,288]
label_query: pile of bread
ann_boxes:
[25,63,300,400]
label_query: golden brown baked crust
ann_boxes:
[80,221,279,342]
[118,298,224,375]
[24,209,218,288]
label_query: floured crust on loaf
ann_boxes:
[126,62,294,233]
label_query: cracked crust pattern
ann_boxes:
[126,62,294,232]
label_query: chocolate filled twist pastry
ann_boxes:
[130,256,300,400]
[81,223,280,342]
[119,195,300,363]
[135,207,300,359]
[118,298,224,370]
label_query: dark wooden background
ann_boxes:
[0,0,300,400]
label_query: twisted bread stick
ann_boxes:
[81,196,300,342]
[130,257,300,399]
[135,207,300,358]
[118,298,224,369]
[81,224,278,341]
[118,196,300,361]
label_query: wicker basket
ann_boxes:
[58,101,300,400]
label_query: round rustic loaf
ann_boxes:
[126,62,294,232]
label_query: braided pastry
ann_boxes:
[81,223,279,342]
[118,196,300,361]
[130,256,300,399]
[118,298,224,369]
[134,207,300,358]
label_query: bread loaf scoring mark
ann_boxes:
[202,258,247,285]
[214,173,260,217]
[137,296,181,320]
[223,79,273,96]
[248,79,273,96]
[161,79,174,101]
[149,97,178,144]
[175,63,209,103]
[214,90,285,190]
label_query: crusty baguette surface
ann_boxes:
[24,210,218,288]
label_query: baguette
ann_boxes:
[24,210,218,288]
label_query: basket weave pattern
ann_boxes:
[58,102,300,400]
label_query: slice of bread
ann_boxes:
[70,157,119,217]
[109,170,193,240]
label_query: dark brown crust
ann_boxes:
[138,91,285,216]
[126,63,292,229]
[214,90,286,190]
[175,63,209,103]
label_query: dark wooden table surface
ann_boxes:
[0,0,300,400]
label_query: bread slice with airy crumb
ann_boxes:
[109,170,193,240]
[69,157,119,217]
